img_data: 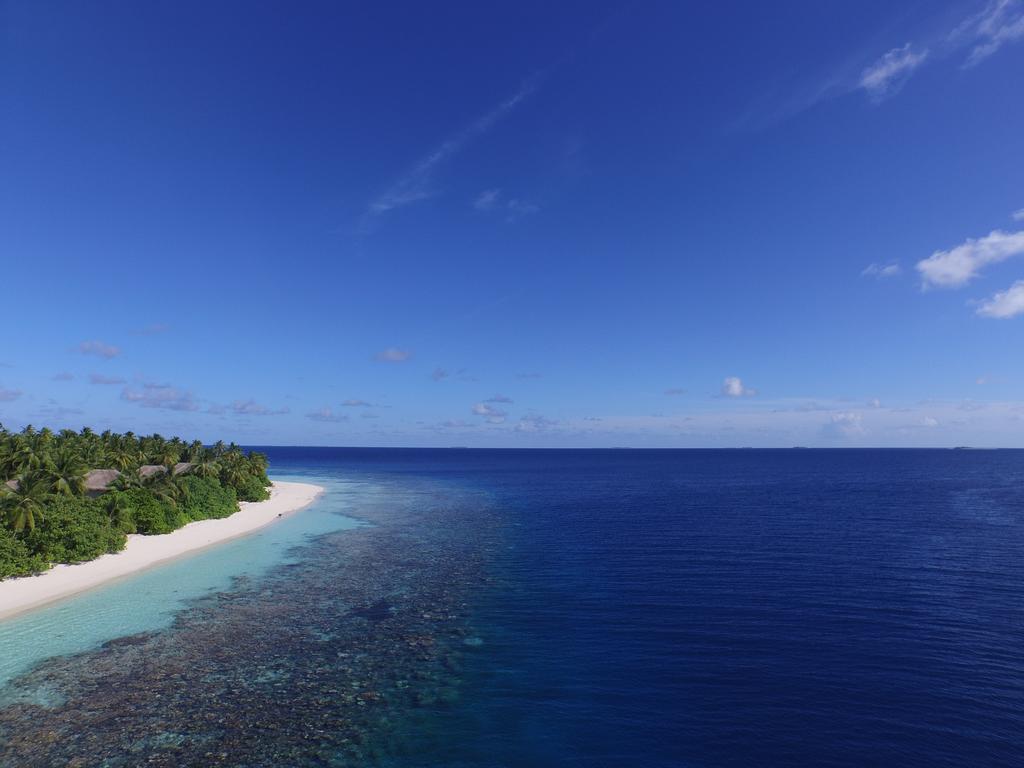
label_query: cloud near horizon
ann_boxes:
[471,402,507,423]
[231,399,289,416]
[78,340,120,359]
[121,383,198,411]
[821,411,867,439]
[721,377,756,397]
[306,406,348,423]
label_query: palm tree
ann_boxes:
[111,469,145,492]
[1,472,50,533]
[146,472,186,508]
[192,456,221,479]
[46,448,87,497]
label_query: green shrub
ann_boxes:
[23,496,126,565]
[120,488,181,535]
[180,476,238,521]
[234,474,271,502]
[0,527,48,579]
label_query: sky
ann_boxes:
[1,0,1023,448]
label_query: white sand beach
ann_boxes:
[0,480,324,622]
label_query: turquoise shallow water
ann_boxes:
[0,474,362,691]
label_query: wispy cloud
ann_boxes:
[0,386,21,402]
[1013,208,1024,221]
[514,413,559,433]
[516,372,542,379]
[431,367,449,382]
[721,377,756,397]
[364,76,540,227]
[342,399,372,407]
[485,394,514,403]
[90,373,126,385]
[977,279,1024,318]
[134,322,170,336]
[121,382,198,411]
[474,189,501,211]
[916,229,1024,287]
[861,262,902,278]
[231,399,289,416]
[51,372,74,382]
[859,43,929,101]
[742,2,1024,127]
[473,188,540,220]
[306,406,348,423]
[78,340,120,359]
[958,0,1024,66]
[374,347,412,363]
[664,388,687,396]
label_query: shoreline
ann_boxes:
[0,480,324,622]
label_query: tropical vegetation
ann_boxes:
[0,425,271,579]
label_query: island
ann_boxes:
[0,425,323,617]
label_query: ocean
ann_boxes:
[1,448,1023,766]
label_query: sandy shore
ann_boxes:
[0,480,324,622]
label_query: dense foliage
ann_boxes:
[0,426,271,578]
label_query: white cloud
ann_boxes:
[78,340,120,359]
[306,407,348,423]
[474,189,501,211]
[919,416,940,427]
[859,44,929,100]
[89,373,126,385]
[977,279,1024,318]
[121,383,198,411]
[916,229,1024,288]
[514,414,558,433]
[961,0,1024,66]
[365,78,538,224]
[374,347,412,362]
[861,262,901,278]
[721,376,756,397]
[820,411,866,439]
[867,398,882,408]
[471,402,507,423]
[231,399,289,416]
[1013,208,1024,221]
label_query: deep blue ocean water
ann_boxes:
[3,448,1024,766]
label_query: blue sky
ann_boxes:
[2,0,1023,447]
